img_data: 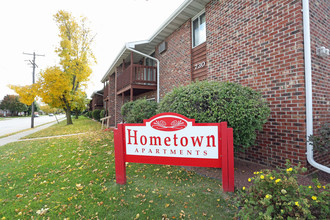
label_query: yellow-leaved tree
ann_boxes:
[71,90,89,119]
[40,104,60,115]
[10,10,96,125]
[9,84,39,106]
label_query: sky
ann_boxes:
[0,0,186,101]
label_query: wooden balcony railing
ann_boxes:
[117,64,157,93]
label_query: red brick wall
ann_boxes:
[136,91,156,100]
[155,20,193,99]
[103,82,109,103]
[310,0,330,167]
[91,94,103,111]
[107,74,116,126]
[206,0,307,168]
[118,94,131,123]
[103,82,109,116]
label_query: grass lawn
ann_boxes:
[0,117,236,219]
[22,117,100,139]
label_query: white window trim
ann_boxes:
[192,9,206,48]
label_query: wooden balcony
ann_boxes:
[117,64,157,97]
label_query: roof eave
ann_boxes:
[101,46,126,83]
[100,0,211,83]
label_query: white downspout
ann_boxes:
[125,43,160,103]
[302,0,330,173]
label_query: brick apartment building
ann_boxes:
[100,0,329,171]
[89,90,104,112]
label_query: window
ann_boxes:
[192,10,206,48]
[145,57,155,81]
[144,53,156,84]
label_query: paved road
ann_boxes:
[0,118,67,147]
[0,115,66,136]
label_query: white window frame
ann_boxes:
[192,9,206,48]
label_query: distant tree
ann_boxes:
[26,102,40,116]
[71,91,89,119]
[16,101,28,116]
[0,95,28,116]
[40,104,59,115]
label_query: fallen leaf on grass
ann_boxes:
[76,183,84,191]
[36,207,49,216]
[16,194,23,198]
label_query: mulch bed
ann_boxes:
[185,158,330,190]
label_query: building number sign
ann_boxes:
[194,61,206,70]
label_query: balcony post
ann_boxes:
[115,68,118,127]
[130,52,134,102]
[130,88,133,101]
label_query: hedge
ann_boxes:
[157,81,270,150]
[121,98,157,123]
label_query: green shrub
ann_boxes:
[121,98,157,123]
[308,122,329,154]
[157,81,270,150]
[100,109,106,119]
[92,109,102,121]
[235,161,330,219]
[121,101,135,122]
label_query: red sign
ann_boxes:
[150,116,188,131]
[114,113,234,192]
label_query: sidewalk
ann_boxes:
[0,118,65,147]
